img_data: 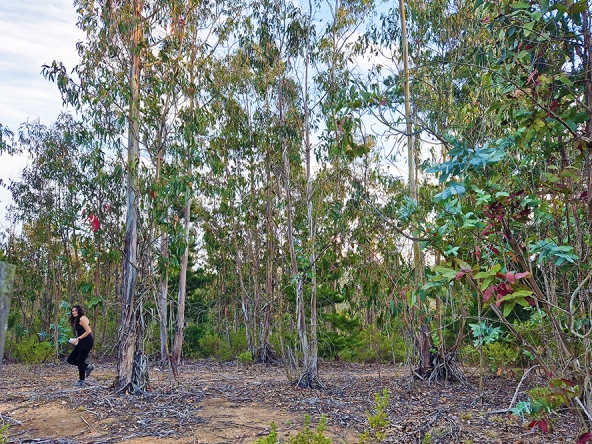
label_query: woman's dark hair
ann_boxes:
[69,305,85,326]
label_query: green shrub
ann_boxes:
[289,414,332,444]
[253,416,332,444]
[230,328,248,357]
[318,312,361,360]
[12,335,54,364]
[0,423,9,444]
[483,342,519,370]
[341,325,392,364]
[237,350,253,364]
[459,344,479,365]
[198,331,233,361]
[253,423,278,444]
[512,312,560,365]
[360,388,390,443]
[183,324,209,358]
[460,342,519,371]
[510,378,579,432]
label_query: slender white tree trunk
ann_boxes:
[116,0,146,391]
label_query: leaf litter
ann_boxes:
[0,360,580,443]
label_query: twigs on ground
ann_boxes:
[486,364,540,415]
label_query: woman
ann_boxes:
[67,305,94,386]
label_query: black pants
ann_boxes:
[67,336,94,380]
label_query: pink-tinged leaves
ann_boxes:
[483,286,495,303]
[481,223,496,236]
[506,271,516,284]
[577,432,592,444]
[527,419,549,433]
[515,271,531,280]
[558,378,576,387]
[496,282,513,297]
[455,268,471,280]
[525,297,536,307]
[513,208,531,221]
[475,245,481,260]
[88,214,100,232]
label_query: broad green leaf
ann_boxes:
[503,301,516,317]
[511,289,533,297]
[421,281,442,290]
[540,0,549,13]
[558,75,574,87]
[480,276,494,291]
[571,0,588,14]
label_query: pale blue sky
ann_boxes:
[0,0,83,228]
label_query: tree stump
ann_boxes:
[0,261,16,372]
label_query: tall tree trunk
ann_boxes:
[172,199,190,364]
[115,0,147,392]
[301,0,319,387]
[259,163,276,362]
[577,4,592,419]
[399,0,431,376]
[233,209,254,354]
[158,233,169,362]
[0,262,16,372]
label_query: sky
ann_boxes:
[0,0,83,229]
[0,0,409,231]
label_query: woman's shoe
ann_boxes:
[85,364,94,377]
[73,380,85,387]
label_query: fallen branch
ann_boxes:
[486,365,540,415]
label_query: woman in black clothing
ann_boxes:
[67,305,94,386]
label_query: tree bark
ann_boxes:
[172,200,190,364]
[0,261,16,372]
[115,0,147,392]
[158,233,169,362]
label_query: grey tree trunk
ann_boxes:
[0,262,16,372]
[172,200,190,364]
[158,233,169,362]
[399,0,431,377]
[115,0,147,393]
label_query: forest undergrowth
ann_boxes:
[0,360,580,444]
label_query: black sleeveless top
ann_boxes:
[74,318,93,341]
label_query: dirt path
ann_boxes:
[0,360,580,443]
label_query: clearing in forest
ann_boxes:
[0,360,579,443]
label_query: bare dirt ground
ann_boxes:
[0,359,581,443]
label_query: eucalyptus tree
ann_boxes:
[2,115,121,358]
[43,0,243,386]
[351,0,507,379]
[199,18,293,361]
[44,0,169,390]
[238,0,377,387]
[162,0,240,366]
[419,0,592,430]
[11,117,81,341]
[0,124,14,154]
